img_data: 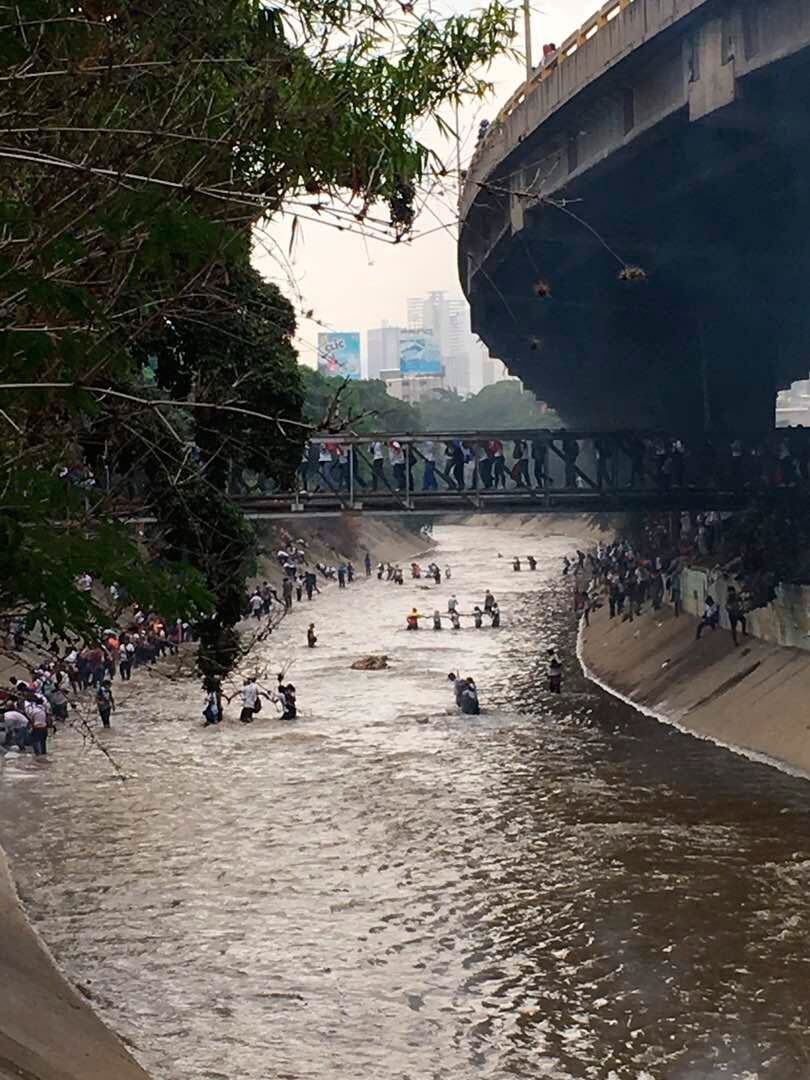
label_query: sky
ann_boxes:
[252,0,597,368]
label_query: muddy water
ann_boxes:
[3,523,810,1080]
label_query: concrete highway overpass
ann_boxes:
[459,0,810,434]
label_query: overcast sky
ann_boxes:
[253,0,596,367]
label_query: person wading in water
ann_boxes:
[547,649,562,694]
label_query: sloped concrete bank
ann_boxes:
[580,602,810,778]
[0,847,150,1080]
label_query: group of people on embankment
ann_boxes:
[1,590,196,755]
[571,536,750,648]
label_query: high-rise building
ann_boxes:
[406,291,476,396]
[366,325,401,380]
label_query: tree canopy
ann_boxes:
[301,370,560,434]
[0,0,515,670]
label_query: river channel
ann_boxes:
[3,523,810,1080]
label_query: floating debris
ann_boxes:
[351,655,389,670]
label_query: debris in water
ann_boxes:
[351,655,389,670]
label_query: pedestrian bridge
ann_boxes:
[227,430,795,519]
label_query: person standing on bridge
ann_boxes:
[389,441,406,491]
[371,440,385,491]
[595,438,614,489]
[491,439,507,489]
[511,440,530,487]
[563,436,580,489]
[531,437,548,489]
[445,441,465,490]
[421,440,438,491]
[484,589,495,613]
[478,443,494,489]
[315,442,333,492]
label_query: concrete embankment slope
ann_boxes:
[581,605,810,777]
[0,848,150,1080]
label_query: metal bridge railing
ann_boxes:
[248,430,806,515]
[478,0,637,137]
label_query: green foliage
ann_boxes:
[155,478,258,678]
[143,268,305,489]
[0,472,214,644]
[301,368,420,432]
[416,381,562,432]
[720,492,810,606]
[301,370,560,434]
[0,0,514,665]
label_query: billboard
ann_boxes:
[399,330,443,375]
[317,332,361,380]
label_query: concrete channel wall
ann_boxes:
[0,847,151,1080]
[681,566,810,651]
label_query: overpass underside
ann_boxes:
[467,35,810,434]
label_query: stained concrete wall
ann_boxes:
[0,847,151,1080]
[681,566,810,651]
[580,599,810,777]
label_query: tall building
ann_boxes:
[366,325,400,380]
[406,291,476,396]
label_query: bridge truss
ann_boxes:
[226,430,781,519]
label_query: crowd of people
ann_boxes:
[0,594,189,754]
[404,587,501,631]
[297,436,583,494]
[295,431,810,496]
[572,533,749,647]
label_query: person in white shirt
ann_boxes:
[370,441,385,491]
[3,708,28,750]
[249,592,263,620]
[316,443,333,491]
[239,678,260,723]
[695,596,719,640]
[25,700,49,755]
[389,442,405,490]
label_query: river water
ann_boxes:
[3,523,810,1080]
